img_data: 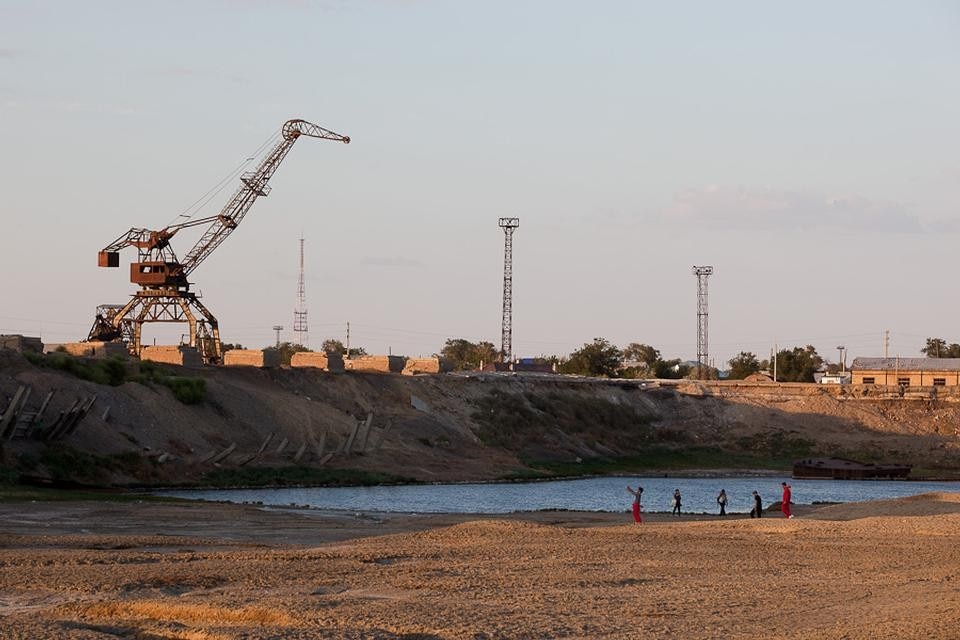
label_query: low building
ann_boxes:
[43,341,128,359]
[223,349,281,368]
[481,360,556,374]
[817,372,852,384]
[140,345,203,368]
[0,335,43,354]
[850,357,960,386]
[290,351,345,372]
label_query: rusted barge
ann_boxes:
[793,457,911,480]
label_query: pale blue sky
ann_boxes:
[1,1,958,365]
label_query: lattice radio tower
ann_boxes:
[499,218,520,363]
[293,236,309,347]
[692,265,714,379]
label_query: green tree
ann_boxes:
[921,338,960,358]
[622,343,660,367]
[266,342,311,366]
[439,338,499,370]
[727,351,761,379]
[221,342,244,352]
[652,358,692,379]
[772,345,823,382]
[322,339,345,354]
[561,338,623,377]
[321,339,366,357]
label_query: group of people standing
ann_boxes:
[625,482,794,522]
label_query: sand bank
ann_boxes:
[1,493,958,639]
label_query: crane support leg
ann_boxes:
[92,290,223,364]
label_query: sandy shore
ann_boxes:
[1,494,959,639]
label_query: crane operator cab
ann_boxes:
[130,261,187,287]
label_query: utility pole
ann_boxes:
[884,330,889,358]
[692,266,714,379]
[345,321,351,358]
[836,345,846,374]
[272,325,283,349]
[772,343,778,382]
[499,217,520,363]
[293,236,308,348]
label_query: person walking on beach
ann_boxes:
[717,489,728,516]
[750,491,763,518]
[781,482,793,518]
[626,485,643,524]
[672,489,682,516]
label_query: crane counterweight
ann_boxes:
[87,118,350,364]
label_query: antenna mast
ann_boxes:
[499,217,520,363]
[293,236,308,347]
[692,265,714,379]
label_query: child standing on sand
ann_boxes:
[672,489,682,516]
[717,489,728,516]
[626,486,643,524]
[750,491,763,518]
[781,482,793,518]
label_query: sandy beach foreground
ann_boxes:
[1,494,959,639]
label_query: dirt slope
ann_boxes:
[2,350,959,485]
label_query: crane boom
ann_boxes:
[181,119,349,275]
[87,118,350,365]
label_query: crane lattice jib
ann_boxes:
[180,119,349,275]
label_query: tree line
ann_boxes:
[219,335,958,378]
[439,337,828,381]
[222,339,367,366]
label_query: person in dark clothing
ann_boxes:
[717,489,728,516]
[672,489,682,516]
[750,490,763,518]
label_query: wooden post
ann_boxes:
[257,432,275,455]
[370,419,394,452]
[210,442,237,464]
[316,430,327,458]
[293,442,307,462]
[1,386,28,438]
[358,412,375,452]
[343,419,361,454]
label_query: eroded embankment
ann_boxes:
[2,350,959,486]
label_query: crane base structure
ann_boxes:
[88,292,221,362]
[85,119,350,365]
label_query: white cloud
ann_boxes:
[661,185,925,233]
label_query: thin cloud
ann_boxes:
[149,66,246,84]
[361,257,425,268]
[0,48,19,59]
[661,185,925,233]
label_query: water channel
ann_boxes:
[157,476,960,515]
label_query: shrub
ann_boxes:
[471,389,655,448]
[24,352,128,387]
[162,377,206,404]
[0,465,19,486]
[202,466,413,488]
[38,444,155,484]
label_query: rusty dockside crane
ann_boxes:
[87,119,350,364]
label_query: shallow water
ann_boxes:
[156,476,960,515]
